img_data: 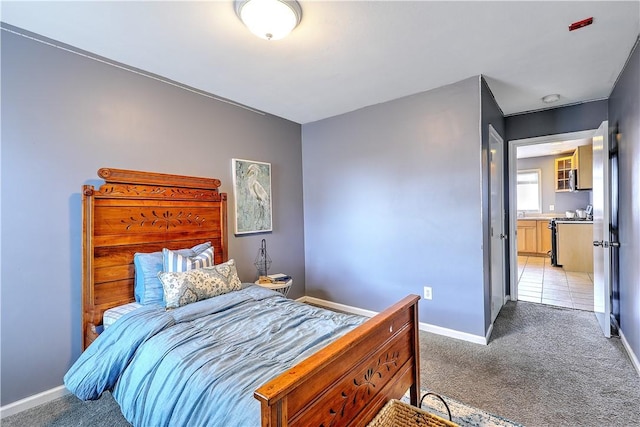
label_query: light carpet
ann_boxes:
[418,301,640,426]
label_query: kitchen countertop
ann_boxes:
[517,217,553,220]
[517,214,557,220]
[517,214,592,222]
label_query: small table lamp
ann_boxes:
[254,239,272,282]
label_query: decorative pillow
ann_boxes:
[133,242,212,305]
[163,246,214,272]
[158,259,242,309]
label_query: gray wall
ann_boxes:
[302,77,488,337]
[506,100,609,142]
[517,155,592,214]
[1,29,304,405]
[608,38,639,367]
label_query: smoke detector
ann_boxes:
[542,94,561,104]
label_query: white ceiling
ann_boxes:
[2,1,639,124]
[516,138,591,159]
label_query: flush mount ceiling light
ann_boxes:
[235,0,302,41]
[542,94,561,103]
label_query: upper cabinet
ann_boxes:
[554,156,573,192]
[554,145,593,192]
[572,145,593,190]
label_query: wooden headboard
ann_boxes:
[82,168,228,349]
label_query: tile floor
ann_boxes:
[517,255,594,311]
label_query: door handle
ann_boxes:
[593,241,620,248]
[499,234,507,240]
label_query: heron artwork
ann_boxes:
[233,159,272,234]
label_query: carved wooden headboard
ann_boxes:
[82,168,228,349]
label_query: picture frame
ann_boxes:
[232,158,273,235]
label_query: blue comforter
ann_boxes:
[64,285,365,427]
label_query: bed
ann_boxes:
[71,167,421,426]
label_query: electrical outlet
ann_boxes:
[550,204,555,211]
[423,286,432,300]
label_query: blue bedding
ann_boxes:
[64,285,366,427]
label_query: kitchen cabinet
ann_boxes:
[518,219,552,256]
[556,222,593,272]
[536,220,552,255]
[517,220,537,254]
[571,145,593,190]
[555,156,573,192]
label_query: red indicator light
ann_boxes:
[569,17,593,31]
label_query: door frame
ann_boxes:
[507,129,596,301]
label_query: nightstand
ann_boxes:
[254,274,292,297]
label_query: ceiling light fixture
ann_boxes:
[542,94,561,103]
[235,0,302,41]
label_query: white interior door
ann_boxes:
[489,125,505,323]
[592,121,611,338]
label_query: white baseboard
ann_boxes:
[298,296,489,345]
[418,320,489,345]
[620,329,640,378]
[485,323,494,344]
[0,385,69,419]
[298,295,379,318]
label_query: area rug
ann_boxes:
[402,390,524,427]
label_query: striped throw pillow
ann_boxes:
[162,246,214,272]
[134,242,212,305]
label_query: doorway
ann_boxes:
[508,130,597,312]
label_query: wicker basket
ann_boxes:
[367,399,459,427]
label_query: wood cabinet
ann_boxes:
[556,223,593,272]
[571,145,593,190]
[517,220,538,254]
[555,156,573,192]
[536,220,552,255]
[518,219,552,256]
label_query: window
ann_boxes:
[517,169,541,213]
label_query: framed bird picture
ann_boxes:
[232,158,273,234]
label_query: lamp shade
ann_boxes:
[254,239,272,277]
[235,0,302,40]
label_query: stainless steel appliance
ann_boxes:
[569,169,577,192]
[548,219,558,265]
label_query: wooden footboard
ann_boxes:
[254,295,420,427]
